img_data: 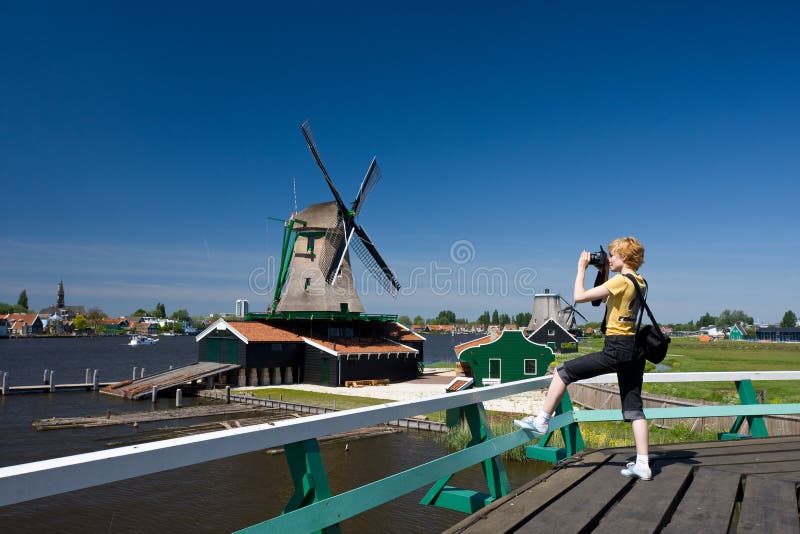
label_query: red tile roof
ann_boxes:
[304,336,417,355]
[386,322,426,341]
[453,335,491,357]
[226,321,304,342]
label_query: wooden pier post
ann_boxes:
[85,368,91,384]
[133,367,138,381]
[176,388,182,408]
[49,371,55,393]
[92,369,99,391]
[151,386,158,403]
[140,368,145,379]
[43,369,49,385]
[1,372,8,395]
[226,385,231,404]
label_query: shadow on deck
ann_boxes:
[446,435,800,533]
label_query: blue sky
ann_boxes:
[2,2,798,324]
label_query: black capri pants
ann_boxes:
[556,335,646,421]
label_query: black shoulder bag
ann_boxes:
[624,274,671,364]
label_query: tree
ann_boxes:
[717,309,753,328]
[73,314,87,332]
[697,312,717,328]
[397,315,411,326]
[477,310,490,326]
[132,308,148,317]
[17,289,28,310]
[491,310,499,325]
[87,307,105,332]
[170,309,191,322]
[515,312,532,328]
[781,310,797,328]
[498,313,510,327]
[412,315,425,326]
[152,302,166,318]
[435,310,456,324]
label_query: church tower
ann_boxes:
[57,280,65,309]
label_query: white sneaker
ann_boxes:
[513,416,549,435]
[620,462,652,481]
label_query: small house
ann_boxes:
[728,323,747,341]
[454,329,555,386]
[527,318,579,353]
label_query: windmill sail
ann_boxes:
[352,224,400,296]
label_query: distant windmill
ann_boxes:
[526,289,587,331]
[271,121,400,314]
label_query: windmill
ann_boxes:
[271,121,401,314]
[526,289,587,332]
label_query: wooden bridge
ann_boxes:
[1,371,800,532]
[447,435,800,533]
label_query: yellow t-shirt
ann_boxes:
[602,273,646,336]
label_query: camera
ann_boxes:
[588,245,609,307]
[589,246,608,268]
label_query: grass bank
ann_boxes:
[437,415,718,461]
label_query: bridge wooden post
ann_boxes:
[1,372,7,395]
[49,372,55,392]
[719,379,769,440]
[282,439,341,534]
[525,390,586,463]
[421,402,511,513]
[92,370,99,391]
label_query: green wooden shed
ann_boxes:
[728,323,747,341]
[454,329,555,386]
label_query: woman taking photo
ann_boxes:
[515,236,652,480]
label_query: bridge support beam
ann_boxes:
[421,403,511,514]
[282,439,341,534]
[719,379,769,440]
[524,390,586,463]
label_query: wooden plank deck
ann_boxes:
[445,436,800,533]
[101,362,240,399]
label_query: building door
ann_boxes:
[321,357,330,384]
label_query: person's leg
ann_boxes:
[515,348,615,434]
[618,354,651,480]
[632,418,649,456]
[541,370,567,415]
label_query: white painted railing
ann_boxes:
[0,375,550,507]
[2,371,800,509]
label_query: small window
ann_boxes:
[307,236,316,253]
[524,359,537,375]
[271,343,283,352]
[547,329,555,337]
[489,358,501,379]
[304,277,311,291]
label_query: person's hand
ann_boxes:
[577,250,590,271]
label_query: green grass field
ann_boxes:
[557,337,800,403]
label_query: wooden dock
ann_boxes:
[446,435,800,533]
[101,362,240,399]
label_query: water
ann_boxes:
[0,336,548,533]
[422,333,482,363]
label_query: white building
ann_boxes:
[235,299,249,317]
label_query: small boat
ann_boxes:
[128,335,159,346]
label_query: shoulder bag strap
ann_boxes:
[624,273,662,333]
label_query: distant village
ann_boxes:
[0,281,201,338]
[1,283,798,345]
